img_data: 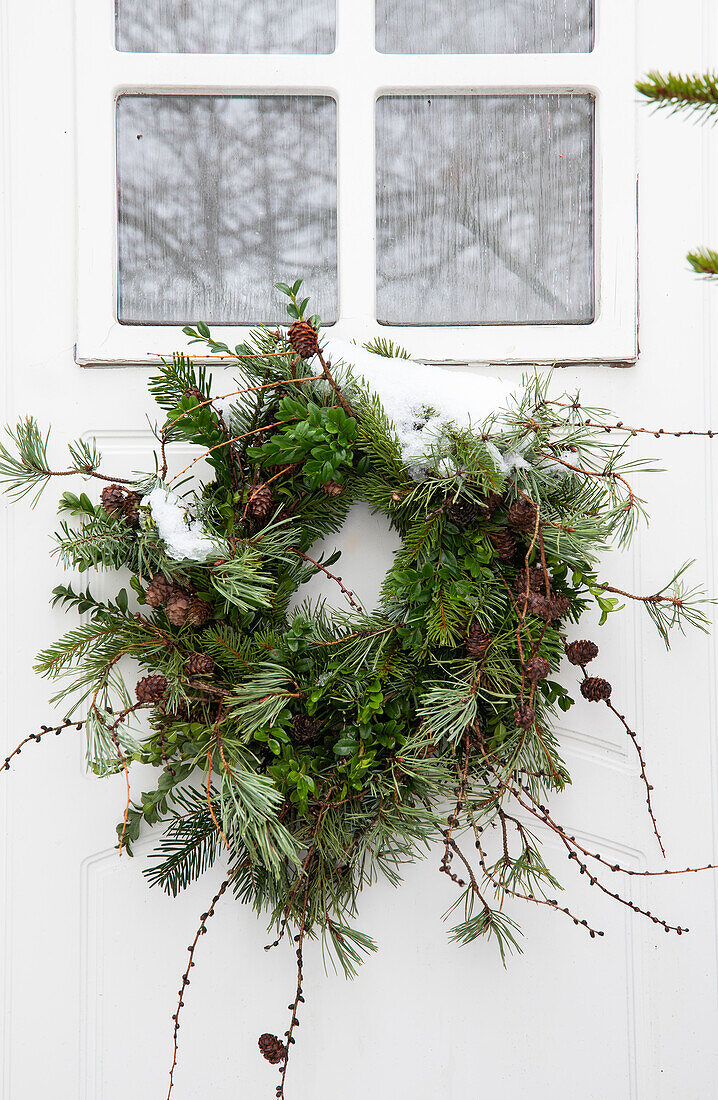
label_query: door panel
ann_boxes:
[2,0,718,1097]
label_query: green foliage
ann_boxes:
[637,71,718,118]
[2,282,710,980]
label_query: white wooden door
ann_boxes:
[2,0,718,1097]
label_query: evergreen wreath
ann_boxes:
[3,279,718,1098]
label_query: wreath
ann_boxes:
[2,278,717,1098]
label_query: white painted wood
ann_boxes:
[74,0,637,365]
[2,0,718,1098]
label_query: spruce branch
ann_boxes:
[637,71,718,118]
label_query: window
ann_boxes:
[75,0,636,365]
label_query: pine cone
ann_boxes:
[291,714,322,745]
[524,655,550,682]
[100,484,127,515]
[548,593,571,621]
[183,386,204,403]
[514,704,535,729]
[123,490,142,528]
[135,674,168,704]
[446,497,482,527]
[581,676,612,703]
[466,622,491,659]
[565,639,599,667]
[258,1033,286,1065]
[185,653,215,676]
[287,319,319,360]
[145,574,176,608]
[507,497,539,533]
[187,597,213,627]
[514,566,546,596]
[320,480,343,497]
[489,530,517,562]
[165,589,193,626]
[481,491,504,515]
[248,483,275,520]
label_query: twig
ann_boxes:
[316,347,354,419]
[275,877,311,1100]
[166,876,233,1100]
[2,717,84,771]
[604,698,665,856]
[290,548,363,613]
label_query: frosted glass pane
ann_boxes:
[375,95,594,326]
[376,0,593,54]
[117,95,337,325]
[116,0,335,53]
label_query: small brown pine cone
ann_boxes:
[183,386,204,403]
[514,704,536,729]
[320,480,344,497]
[185,653,215,676]
[481,490,504,515]
[248,483,275,520]
[526,592,553,620]
[165,589,193,626]
[291,714,322,745]
[135,674,168,704]
[187,597,213,627]
[514,566,546,596]
[565,639,599,667]
[507,497,539,533]
[489,530,517,562]
[581,676,612,703]
[446,497,482,527]
[145,574,176,608]
[258,1034,286,1065]
[100,484,127,515]
[122,490,142,528]
[548,593,571,621]
[466,622,492,659]
[524,655,550,682]
[287,319,319,360]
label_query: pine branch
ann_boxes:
[688,247,718,277]
[637,71,718,118]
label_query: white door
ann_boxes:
[2,0,718,1097]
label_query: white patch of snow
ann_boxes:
[146,486,224,562]
[324,338,515,473]
[485,440,532,476]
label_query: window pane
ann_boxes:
[116,95,337,325]
[116,0,335,53]
[376,0,593,54]
[375,95,594,326]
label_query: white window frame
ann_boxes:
[75,0,637,367]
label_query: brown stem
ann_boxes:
[166,876,233,1100]
[316,347,354,418]
[2,716,84,771]
[290,548,363,613]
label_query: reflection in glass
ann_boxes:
[376,0,593,54]
[116,0,335,54]
[117,95,337,325]
[375,94,594,326]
